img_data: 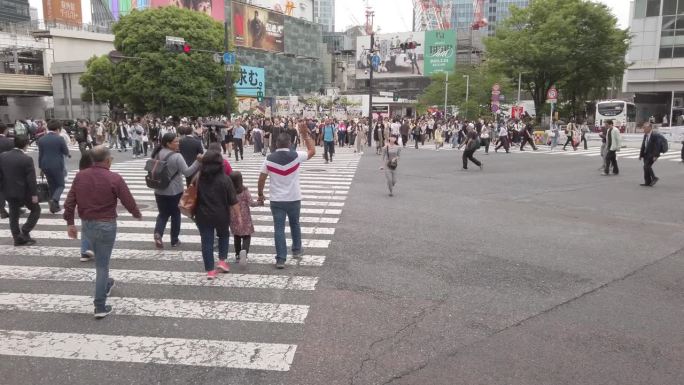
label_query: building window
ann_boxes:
[664,0,677,15]
[646,0,661,17]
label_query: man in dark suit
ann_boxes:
[0,122,15,218]
[38,120,69,213]
[0,135,41,245]
[639,122,661,187]
[179,126,204,186]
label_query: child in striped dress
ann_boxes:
[229,171,255,263]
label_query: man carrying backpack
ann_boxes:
[639,122,666,187]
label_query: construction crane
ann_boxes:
[472,0,488,30]
[413,0,451,31]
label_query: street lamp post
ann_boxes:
[444,72,449,117]
[517,72,522,105]
[463,74,470,119]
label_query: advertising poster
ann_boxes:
[236,0,314,22]
[234,66,265,97]
[233,3,285,52]
[237,97,272,117]
[149,0,224,21]
[43,0,82,24]
[424,30,456,76]
[356,31,425,79]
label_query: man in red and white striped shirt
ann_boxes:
[257,122,315,269]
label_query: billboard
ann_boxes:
[234,66,265,97]
[150,0,225,21]
[232,3,285,52]
[233,0,314,22]
[43,0,82,24]
[424,30,456,75]
[355,32,425,79]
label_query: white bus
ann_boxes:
[595,100,637,133]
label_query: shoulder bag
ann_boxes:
[179,173,200,218]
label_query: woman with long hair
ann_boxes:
[195,150,241,279]
[150,133,201,249]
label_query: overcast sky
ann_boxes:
[28,0,630,34]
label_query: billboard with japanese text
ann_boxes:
[355,31,425,79]
[232,2,285,52]
[234,66,265,97]
[233,0,314,22]
[424,30,456,75]
[43,0,82,25]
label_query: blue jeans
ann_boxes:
[154,193,182,244]
[81,237,91,254]
[82,220,117,308]
[43,167,65,203]
[270,201,302,262]
[196,222,229,271]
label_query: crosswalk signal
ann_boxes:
[256,91,264,102]
[182,43,191,54]
[393,95,399,102]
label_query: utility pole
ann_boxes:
[365,5,375,148]
[463,74,470,119]
[224,21,231,120]
[444,72,448,117]
[517,72,522,105]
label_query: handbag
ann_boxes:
[178,173,199,218]
[36,176,50,203]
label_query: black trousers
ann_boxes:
[462,149,481,169]
[643,157,656,185]
[401,134,408,147]
[481,138,491,153]
[581,134,588,150]
[234,235,251,256]
[324,141,335,161]
[0,191,6,214]
[520,137,537,151]
[604,150,619,174]
[234,138,243,160]
[563,136,576,150]
[495,136,510,152]
[7,198,40,240]
[681,141,684,161]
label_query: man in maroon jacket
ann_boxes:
[64,145,141,319]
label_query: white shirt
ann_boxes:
[261,149,309,202]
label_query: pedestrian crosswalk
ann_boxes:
[25,142,80,155]
[0,149,359,375]
[509,145,684,162]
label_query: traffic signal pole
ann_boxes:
[224,21,231,120]
[367,33,374,148]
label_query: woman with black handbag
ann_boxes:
[380,134,401,197]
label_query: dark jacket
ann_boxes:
[0,149,38,201]
[179,136,204,167]
[37,132,69,171]
[0,135,14,154]
[640,132,661,160]
[195,165,238,234]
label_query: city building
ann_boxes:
[314,0,334,32]
[0,0,31,23]
[624,0,684,125]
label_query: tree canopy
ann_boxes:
[81,7,236,117]
[484,0,629,121]
[418,64,513,120]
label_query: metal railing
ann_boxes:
[0,19,114,37]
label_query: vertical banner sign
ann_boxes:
[43,0,82,25]
[491,83,501,113]
[232,2,285,52]
[234,66,266,98]
[424,30,456,76]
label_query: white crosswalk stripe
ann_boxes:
[0,150,360,373]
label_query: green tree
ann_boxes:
[80,55,119,117]
[94,7,236,116]
[418,64,513,120]
[484,0,629,122]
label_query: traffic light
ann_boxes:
[182,43,191,53]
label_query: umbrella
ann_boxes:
[202,120,227,128]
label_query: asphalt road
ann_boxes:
[1,141,682,384]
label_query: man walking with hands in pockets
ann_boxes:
[63,145,142,318]
[257,121,316,269]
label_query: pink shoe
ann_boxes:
[216,260,230,273]
[206,270,218,280]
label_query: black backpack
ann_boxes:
[656,133,669,154]
[144,152,178,189]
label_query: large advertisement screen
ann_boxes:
[355,32,425,79]
[424,30,456,75]
[43,0,82,24]
[233,0,314,22]
[149,0,225,21]
[232,3,285,52]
